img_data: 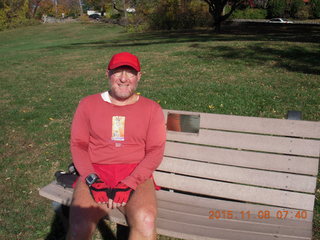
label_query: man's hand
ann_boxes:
[88,179,110,204]
[109,182,134,205]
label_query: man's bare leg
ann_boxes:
[67,180,111,240]
[120,178,158,240]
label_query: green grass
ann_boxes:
[0,21,319,240]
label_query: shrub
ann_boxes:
[0,0,39,31]
[290,0,304,18]
[0,8,8,31]
[231,8,268,19]
[267,0,286,18]
[78,14,91,22]
[254,0,269,9]
[35,0,55,18]
[296,5,311,20]
[148,0,183,30]
[188,1,212,27]
[310,0,320,18]
[147,0,210,30]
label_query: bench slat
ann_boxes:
[157,190,313,223]
[167,129,320,157]
[108,202,312,239]
[109,200,312,240]
[158,157,317,193]
[202,113,320,139]
[163,109,320,139]
[157,218,311,240]
[164,142,319,175]
[154,172,315,211]
[158,199,312,229]
[101,198,312,240]
[39,181,73,205]
[158,208,312,238]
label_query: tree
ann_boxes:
[201,0,245,32]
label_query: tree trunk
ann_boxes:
[78,0,83,15]
[204,0,245,32]
[32,5,39,17]
[213,2,224,33]
[213,20,221,32]
[123,0,127,26]
[54,0,58,17]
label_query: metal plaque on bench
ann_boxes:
[166,113,200,133]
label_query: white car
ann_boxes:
[268,18,293,24]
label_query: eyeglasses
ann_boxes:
[111,69,137,79]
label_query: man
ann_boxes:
[67,52,166,240]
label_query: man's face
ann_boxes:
[107,66,141,100]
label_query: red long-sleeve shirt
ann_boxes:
[70,93,166,189]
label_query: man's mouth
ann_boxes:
[118,84,129,88]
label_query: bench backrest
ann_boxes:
[154,109,320,213]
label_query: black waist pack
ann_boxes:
[55,163,79,188]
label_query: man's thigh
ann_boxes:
[120,178,157,221]
[69,180,111,222]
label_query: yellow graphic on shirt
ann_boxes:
[112,116,125,141]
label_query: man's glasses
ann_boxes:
[111,69,137,79]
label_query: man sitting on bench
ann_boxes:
[67,52,166,240]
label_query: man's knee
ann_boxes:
[130,208,157,236]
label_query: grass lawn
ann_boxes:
[0,21,319,240]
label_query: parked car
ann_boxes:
[88,14,101,20]
[268,18,293,24]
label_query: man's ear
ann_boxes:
[137,72,142,82]
[106,70,110,77]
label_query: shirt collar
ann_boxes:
[101,91,112,103]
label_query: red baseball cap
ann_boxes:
[108,52,141,72]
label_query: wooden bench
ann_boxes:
[39,109,320,240]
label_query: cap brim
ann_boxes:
[108,62,140,72]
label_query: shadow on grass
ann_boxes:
[45,204,69,240]
[45,204,129,240]
[45,22,320,50]
[190,44,320,75]
[44,22,319,76]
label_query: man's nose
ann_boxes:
[119,72,127,82]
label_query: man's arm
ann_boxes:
[71,99,111,204]
[70,99,96,182]
[121,104,166,190]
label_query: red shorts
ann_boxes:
[73,163,160,190]
[93,163,138,188]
